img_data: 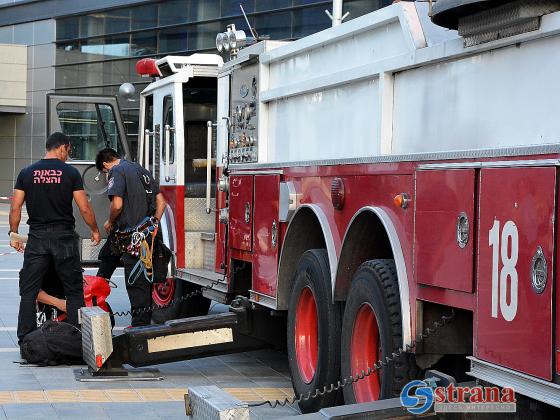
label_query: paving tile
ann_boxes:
[2,403,58,419]
[53,402,107,418]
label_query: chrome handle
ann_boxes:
[164,124,175,182]
[143,129,154,170]
[206,121,213,214]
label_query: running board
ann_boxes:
[467,356,560,408]
[80,304,267,378]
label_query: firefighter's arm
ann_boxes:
[105,196,123,233]
[73,190,101,245]
[9,189,25,252]
[37,290,66,312]
[154,193,166,221]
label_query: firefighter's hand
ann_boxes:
[103,220,113,234]
[10,239,24,253]
[91,229,101,246]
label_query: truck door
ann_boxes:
[47,94,130,263]
[139,83,183,268]
[476,166,555,380]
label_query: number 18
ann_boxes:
[488,220,518,322]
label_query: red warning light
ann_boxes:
[135,58,160,77]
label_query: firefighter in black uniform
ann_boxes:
[9,132,101,344]
[95,148,166,327]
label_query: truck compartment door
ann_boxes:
[228,175,253,252]
[414,169,476,292]
[47,94,130,262]
[476,167,555,380]
[252,175,280,297]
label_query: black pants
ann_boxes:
[122,254,152,326]
[17,228,84,344]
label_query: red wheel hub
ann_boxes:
[351,303,381,402]
[294,286,318,384]
[152,278,175,306]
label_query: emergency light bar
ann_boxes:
[135,58,161,77]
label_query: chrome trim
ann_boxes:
[277,204,338,301]
[229,169,284,175]
[249,290,277,310]
[468,356,560,408]
[418,159,560,170]
[336,206,412,347]
[176,268,228,293]
[206,121,213,214]
[229,145,560,171]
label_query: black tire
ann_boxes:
[287,249,342,413]
[151,279,211,324]
[341,259,418,404]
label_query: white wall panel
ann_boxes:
[268,78,380,162]
[393,35,560,154]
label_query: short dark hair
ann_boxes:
[46,132,70,151]
[95,148,121,171]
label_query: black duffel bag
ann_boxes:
[20,321,83,366]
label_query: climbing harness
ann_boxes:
[114,216,160,285]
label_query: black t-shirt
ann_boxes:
[107,160,159,230]
[14,158,83,229]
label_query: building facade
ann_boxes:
[0,0,390,194]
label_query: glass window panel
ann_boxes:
[254,11,291,40]
[159,0,189,26]
[256,0,291,12]
[56,42,80,65]
[104,9,131,34]
[56,17,79,41]
[293,6,330,38]
[80,15,105,38]
[345,0,385,21]
[55,102,123,160]
[187,22,221,51]
[293,0,330,5]
[189,0,220,22]
[131,31,157,56]
[160,27,188,53]
[221,0,254,17]
[81,35,131,59]
[131,4,158,30]
[162,96,175,164]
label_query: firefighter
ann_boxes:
[95,148,166,327]
[9,132,101,344]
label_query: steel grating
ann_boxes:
[80,306,113,372]
[186,386,249,420]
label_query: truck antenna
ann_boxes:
[240,4,258,40]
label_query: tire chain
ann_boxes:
[249,309,456,408]
[111,276,226,318]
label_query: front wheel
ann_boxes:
[341,259,418,404]
[287,249,342,413]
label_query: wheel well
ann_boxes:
[277,207,326,310]
[334,210,393,301]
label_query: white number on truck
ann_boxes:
[489,220,518,322]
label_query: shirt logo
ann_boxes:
[33,169,62,184]
[108,177,114,189]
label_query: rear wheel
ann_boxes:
[287,249,342,413]
[151,279,211,324]
[341,259,418,404]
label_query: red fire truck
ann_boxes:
[49,0,560,414]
